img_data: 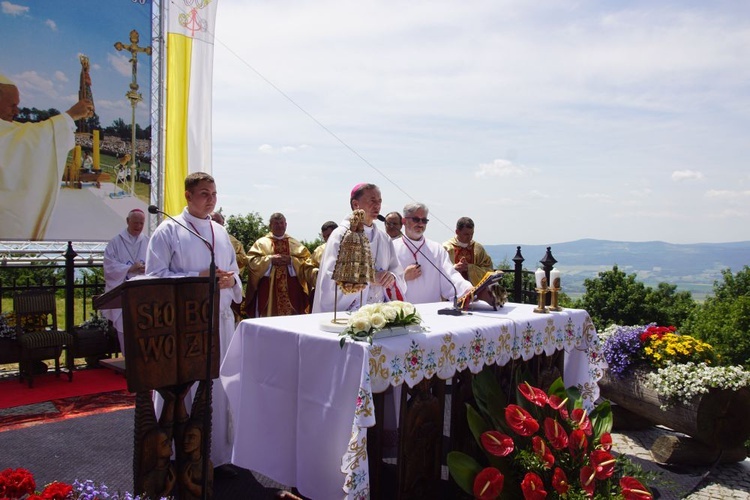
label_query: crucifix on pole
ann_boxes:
[114,29,152,197]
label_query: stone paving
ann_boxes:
[611,426,750,499]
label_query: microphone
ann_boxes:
[148,204,217,495]
[148,205,214,253]
[401,232,465,316]
[377,214,386,222]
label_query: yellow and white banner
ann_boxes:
[164,0,219,215]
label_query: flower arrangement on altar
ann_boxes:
[447,371,656,499]
[339,300,422,346]
[0,468,169,500]
[600,323,750,408]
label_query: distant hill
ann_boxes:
[485,239,750,301]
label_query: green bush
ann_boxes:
[682,266,750,368]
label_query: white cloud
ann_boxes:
[628,188,653,198]
[258,144,309,154]
[672,170,704,181]
[107,52,132,78]
[54,71,67,82]
[474,159,530,178]
[705,189,750,199]
[44,19,56,31]
[1,1,28,16]
[14,71,57,99]
[579,193,614,203]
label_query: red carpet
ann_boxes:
[0,368,128,409]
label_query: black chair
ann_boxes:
[13,289,75,388]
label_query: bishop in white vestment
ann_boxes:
[312,183,406,313]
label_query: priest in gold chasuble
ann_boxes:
[442,216,494,286]
[245,213,312,317]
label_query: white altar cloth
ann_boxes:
[221,302,605,500]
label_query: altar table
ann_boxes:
[221,302,605,499]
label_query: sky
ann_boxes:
[210,0,750,246]
[3,1,750,247]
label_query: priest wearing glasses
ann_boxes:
[393,202,473,304]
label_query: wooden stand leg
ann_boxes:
[397,378,445,499]
[449,370,478,459]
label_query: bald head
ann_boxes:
[126,209,145,237]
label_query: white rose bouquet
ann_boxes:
[339,301,422,346]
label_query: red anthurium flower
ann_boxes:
[543,417,569,450]
[519,381,549,407]
[571,408,593,436]
[620,477,653,500]
[481,430,515,457]
[548,394,569,419]
[597,432,613,451]
[505,404,540,437]
[532,436,555,468]
[580,465,597,496]
[551,467,569,495]
[568,429,588,459]
[521,472,548,499]
[473,467,504,500]
[590,449,616,480]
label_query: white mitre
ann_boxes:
[0,72,16,85]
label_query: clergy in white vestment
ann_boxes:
[394,202,473,305]
[146,172,242,469]
[102,208,149,356]
[312,183,406,313]
[0,73,94,240]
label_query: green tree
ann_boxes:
[576,265,650,331]
[643,282,696,328]
[682,266,750,368]
[301,237,323,254]
[224,212,267,251]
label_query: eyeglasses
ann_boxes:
[407,217,430,224]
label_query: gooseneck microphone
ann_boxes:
[376,214,386,222]
[148,205,215,254]
[148,204,216,499]
[401,232,465,316]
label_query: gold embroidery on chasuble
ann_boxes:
[454,244,474,280]
[272,238,295,316]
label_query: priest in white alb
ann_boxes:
[102,208,150,357]
[146,172,242,473]
[0,72,94,240]
[393,202,473,305]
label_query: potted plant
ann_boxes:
[599,324,750,450]
[447,369,656,499]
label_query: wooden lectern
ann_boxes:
[95,277,219,500]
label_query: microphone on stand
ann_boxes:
[397,227,465,316]
[376,214,386,222]
[148,204,216,500]
[148,205,215,255]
